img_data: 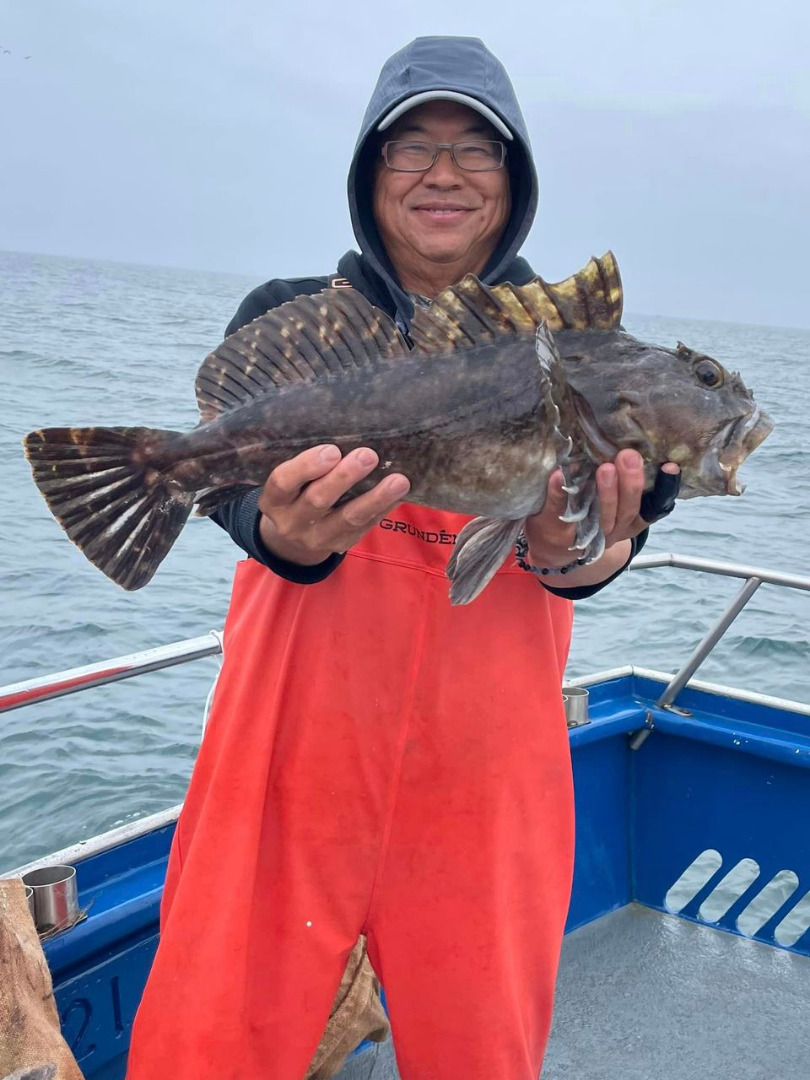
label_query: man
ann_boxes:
[127,37,677,1080]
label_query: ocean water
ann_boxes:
[1,249,808,871]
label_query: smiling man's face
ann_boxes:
[373,100,511,297]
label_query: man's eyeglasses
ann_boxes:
[381,140,507,173]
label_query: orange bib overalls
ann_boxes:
[127,504,575,1080]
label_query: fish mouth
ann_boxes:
[717,407,775,495]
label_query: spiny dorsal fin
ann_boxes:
[195,289,408,422]
[412,276,533,352]
[410,251,623,354]
[410,276,525,352]
[507,251,623,331]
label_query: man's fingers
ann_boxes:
[599,453,681,547]
[303,473,410,555]
[596,463,618,537]
[611,449,645,533]
[261,445,342,509]
[257,444,411,561]
[523,470,579,565]
[538,470,576,539]
[340,474,411,528]
[545,469,567,512]
[297,447,386,516]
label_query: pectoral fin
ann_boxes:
[446,517,524,605]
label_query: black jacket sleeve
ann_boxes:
[210,488,345,584]
[224,276,329,337]
[210,276,345,585]
[540,528,649,601]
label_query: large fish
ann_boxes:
[23,253,773,604]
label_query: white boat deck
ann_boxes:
[336,904,810,1079]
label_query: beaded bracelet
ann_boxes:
[515,532,589,577]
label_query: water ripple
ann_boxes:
[2,249,809,870]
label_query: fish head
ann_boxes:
[653,342,773,498]
[562,335,774,499]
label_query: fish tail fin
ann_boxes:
[23,425,194,590]
[446,517,524,605]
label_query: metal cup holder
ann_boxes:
[22,864,81,937]
[562,686,590,727]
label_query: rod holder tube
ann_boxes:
[563,686,590,727]
[22,864,79,935]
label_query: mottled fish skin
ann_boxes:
[22,253,773,600]
[174,333,560,520]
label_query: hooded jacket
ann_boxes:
[211,36,647,594]
[227,37,538,335]
[345,35,539,331]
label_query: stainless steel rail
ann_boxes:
[627,554,810,748]
[629,552,810,592]
[0,554,807,721]
[0,632,223,715]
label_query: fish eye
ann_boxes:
[694,358,724,389]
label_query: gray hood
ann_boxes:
[346,37,539,326]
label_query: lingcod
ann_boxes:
[23,252,773,604]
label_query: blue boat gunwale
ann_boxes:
[5,661,810,1078]
[9,660,810,871]
[8,662,809,975]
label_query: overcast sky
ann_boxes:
[1,0,808,327]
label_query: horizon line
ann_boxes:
[2,245,808,335]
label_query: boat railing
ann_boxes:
[0,553,808,720]
[0,632,224,715]
[626,553,810,745]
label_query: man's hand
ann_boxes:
[257,445,410,566]
[523,450,680,586]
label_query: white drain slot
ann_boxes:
[774,892,810,948]
[698,858,760,923]
[664,849,723,914]
[736,870,800,937]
